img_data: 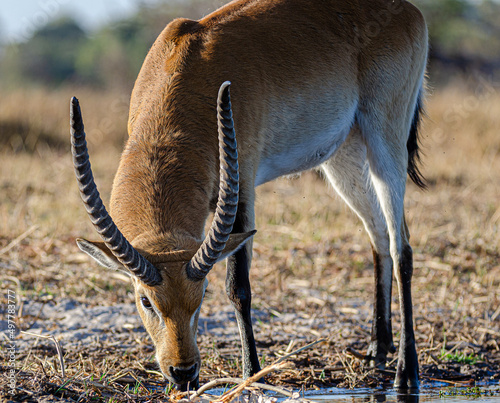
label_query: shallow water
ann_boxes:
[306,383,500,403]
[202,383,500,403]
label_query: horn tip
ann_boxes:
[70,97,81,119]
[218,81,231,99]
[70,97,83,132]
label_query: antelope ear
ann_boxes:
[215,230,257,263]
[76,238,130,276]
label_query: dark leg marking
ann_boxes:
[225,203,261,378]
[394,244,419,388]
[366,246,396,368]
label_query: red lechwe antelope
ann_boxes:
[71,0,428,391]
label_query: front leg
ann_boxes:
[225,202,261,378]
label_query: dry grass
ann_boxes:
[0,81,499,401]
[0,86,131,153]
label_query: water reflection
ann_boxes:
[309,384,499,403]
[372,391,419,402]
[310,388,420,402]
[199,384,499,402]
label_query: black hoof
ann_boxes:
[394,375,419,389]
[394,363,419,389]
[394,341,419,389]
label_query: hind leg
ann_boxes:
[359,108,419,388]
[321,127,395,368]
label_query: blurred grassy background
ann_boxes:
[2,0,500,90]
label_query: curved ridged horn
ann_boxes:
[187,82,239,281]
[70,97,162,286]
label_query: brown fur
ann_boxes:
[116,0,427,240]
[79,0,427,388]
[134,265,204,369]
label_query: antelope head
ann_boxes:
[70,83,254,390]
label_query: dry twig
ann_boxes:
[192,377,295,398]
[21,331,66,378]
[210,339,326,403]
[0,225,38,255]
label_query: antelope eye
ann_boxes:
[140,296,153,310]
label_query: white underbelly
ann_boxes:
[254,100,357,186]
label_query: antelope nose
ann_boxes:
[169,364,198,384]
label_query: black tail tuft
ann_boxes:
[407,90,426,189]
